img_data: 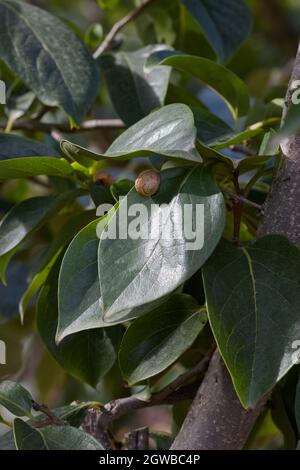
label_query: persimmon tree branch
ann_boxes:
[171,42,300,450]
[83,353,211,447]
[0,118,124,133]
[93,0,158,59]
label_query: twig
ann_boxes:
[93,353,211,431]
[31,401,68,428]
[230,144,256,156]
[93,0,158,58]
[0,118,124,134]
[221,186,262,211]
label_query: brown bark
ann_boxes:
[172,42,300,450]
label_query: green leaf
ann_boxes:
[37,259,120,388]
[0,189,83,256]
[147,52,249,118]
[181,0,252,62]
[0,134,60,158]
[57,219,109,341]
[110,179,134,201]
[203,235,300,408]
[42,425,104,450]
[0,430,16,450]
[0,157,74,180]
[13,419,47,450]
[13,419,103,450]
[61,104,202,164]
[19,210,95,321]
[192,107,233,144]
[99,166,225,322]
[100,45,172,126]
[0,381,33,417]
[0,0,100,124]
[119,294,207,384]
[211,127,263,150]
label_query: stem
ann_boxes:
[0,118,124,134]
[220,186,262,211]
[88,354,211,432]
[31,401,68,428]
[93,0,158,58]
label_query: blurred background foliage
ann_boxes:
[0,0,300,449]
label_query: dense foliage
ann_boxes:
[0,0,300,451]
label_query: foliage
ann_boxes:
[0,0,300,451]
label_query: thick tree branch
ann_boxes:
[172,42,300,450]
[93,0,158,59]
[0,118,124,134]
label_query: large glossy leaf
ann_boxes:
[0,134,60,158]
[99,166,225,322]
[61,104,202,164]
[0,189,83,256]
[181,0,252,62]
[147,52,249,118]
[13,419,103,450]
[57,219,108,341]
[100,45,172,126]
[203,235,300,408]
[119,294,207,384]
[0,381,33,417]
[0,0,100,124]
[37,261,120,388]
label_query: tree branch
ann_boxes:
[93,0,158,59]
[220,186,262,211]
[86,354,210,438]
[0,119,124,134]
[172,42,300,450]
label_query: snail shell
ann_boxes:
[135,169,161,197]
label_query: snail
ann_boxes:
[135,169,161,197]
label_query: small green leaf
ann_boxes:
[19,210,95,321]
[119,294,207,384]
[14,419,47,450]
[0,381,33,417]
[0,0,100,124]
[99,166,225,322]
[110,179,134,201]
[61,104,202,164]
[203,235,300,408]
[181,0,252,62]
[13,419,103,450]
[147,52,249,118]
[0,134,60,158]
[0,189,83,256]
[0,157,74,180]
